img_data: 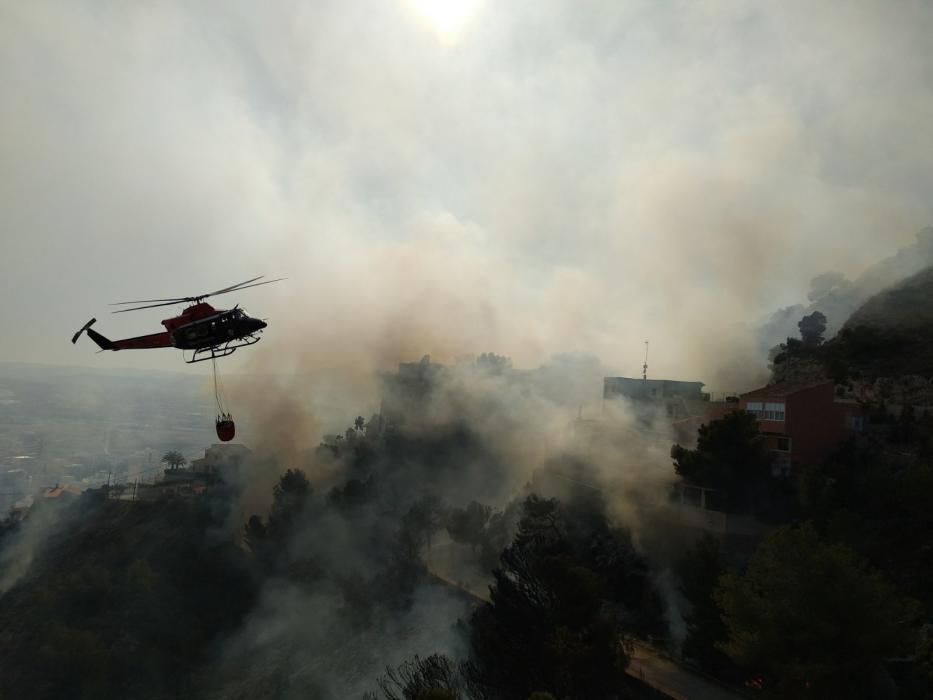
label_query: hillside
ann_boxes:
[825,265,933,381]
[758,228,933,351]
[844,265,933,331]
[769,264,933,392]
[0,494,256,699]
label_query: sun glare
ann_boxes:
[406,0,482,42]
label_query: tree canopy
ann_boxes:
[671,410,772,512]
[160,450,187,470]
[467,495,657,699]
[798,311,828,346]
[716,523,913,698]
[678,534,736,680]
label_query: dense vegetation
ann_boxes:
[0,495,257,699]
[665,281,933,698]
[0,410,671,700]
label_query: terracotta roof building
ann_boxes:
[738,381,866,475]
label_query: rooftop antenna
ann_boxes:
[642,340,649,382]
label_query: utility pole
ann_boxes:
[642,340,649,382]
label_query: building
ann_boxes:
[739,381,866,475]
[189,443,252,475]
[380,355,449,426]
[40,484,82,501]
[0,468,30,514]
[603,377,706,404]
[135,444,252,501]
[604,376,716,444]
[667,481,765,552]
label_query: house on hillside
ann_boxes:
[40,484,82,502]
[603,377,708,421]
[604,376,727,444]
[189,443,251,475]
[739,381,866,475]
[603,376,706,403]
[136,444,252,501]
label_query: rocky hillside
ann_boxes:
[819,265,933,402]
[758,227,933,350]
[844,265,933,331]
[770,264,933,403]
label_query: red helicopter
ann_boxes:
[72,276,282,441]
[71,276,281,363]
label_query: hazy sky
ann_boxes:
[3,1,932,384]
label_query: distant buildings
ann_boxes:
[604,374,868,477]
[0,468,30,515]
[603,377,706,403]
[381,356,867,482]
[380,354,609,429]
[380,355,448,426]
[603,376,712,420]
[603,375,726,444]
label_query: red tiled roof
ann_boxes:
[41,484,81,499]
[741,380,832,399]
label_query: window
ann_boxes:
[765,402,786,421]
[771,453,792,477]
[746,401,786,421]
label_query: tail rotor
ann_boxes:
[71,318,97,344]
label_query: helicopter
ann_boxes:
[71,276,282,364]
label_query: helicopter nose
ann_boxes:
[249,318,267,333]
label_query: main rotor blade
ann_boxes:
[112,300,185,314]
[202,277,285,298]
[200,276,266,298]
[110,297,189,306]
[109,276,284,313]
[110,277,265,306]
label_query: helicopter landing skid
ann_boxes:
[185,334,262,364]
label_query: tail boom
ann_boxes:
[71,318,171,351]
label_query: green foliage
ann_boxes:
[787,406,933,696]
[328,476,375,510]
[401,494,446,552]
[417,691,458,700]
[716,523,913,698]
[798,311,827,346]
[911,625,933,697]
[678,534,736,679]
[671,410,772,512]
[446,501,492,552]
[267,468,312,540]
[160,449,187,470]
[816,322,933,381]
[467,495,653,699]
[0,498,256,699]
[476,352,513,374]
[374,654,469,700]
[243,513,267,549]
